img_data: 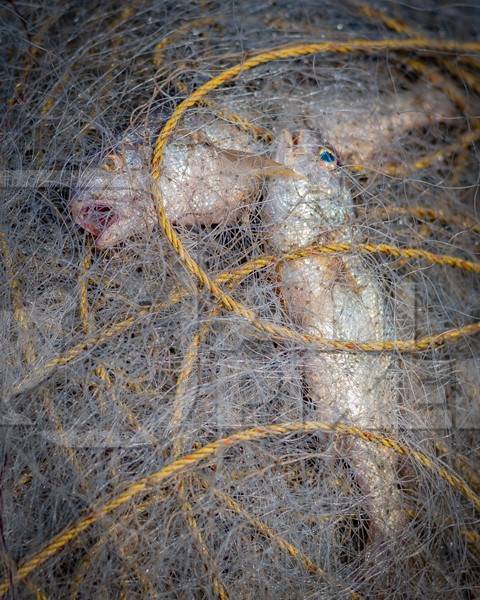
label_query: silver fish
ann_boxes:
[71,116,267,248]
[312,83,456,165]
[268,83,455,165]
[263,129,403,539]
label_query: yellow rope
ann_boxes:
[205,481,362,599]
[78,252,92,334]
[149,39,480,357]
[282,242,480,274]
[8,239,480,400]
[1,419,478,596]
[365,205,480,234]
[354,3,480,70]
[384,126,480,176]
[172,308,230,600]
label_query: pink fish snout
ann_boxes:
[71,196,117,238]
[70,162,154,247]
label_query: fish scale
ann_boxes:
[263,128,404,538]
[70,85,456,542]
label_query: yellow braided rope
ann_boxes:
[287,242,480,273]
[78,252,92,335]
[354,3,480,70]
[171,299,356,597]
[365,205,480,234]
[384,126,480,176]
[206,481,363,599]
[149,39,480,355]
[172,307,230,600]
[1,419,478,596]
[8,240,480,399]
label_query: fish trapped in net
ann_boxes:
[2,0,480,597]
[70,79,458,545]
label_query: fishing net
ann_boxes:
[1,0,479,597]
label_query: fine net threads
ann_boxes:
[1,1,479,598]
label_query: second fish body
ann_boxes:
[262,129,404,539]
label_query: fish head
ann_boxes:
[71,138,154,248]
[263,129,353,252]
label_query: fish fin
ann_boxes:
[217,147,303,179]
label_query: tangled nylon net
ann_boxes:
[1,0,479,598]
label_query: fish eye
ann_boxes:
[318,148,337,169]
[102,153,124,172]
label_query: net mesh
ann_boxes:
[1,0,479,597]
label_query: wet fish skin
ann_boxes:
[262,129,354,252]
[263,129,403,538]
[71,117,264,248]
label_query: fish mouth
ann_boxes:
[71,200,119,244]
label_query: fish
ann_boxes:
[71,83,455,248]
[312,83,457,166]
[267,82,456,166]
[262,129,404,540]
[71,115,298,248]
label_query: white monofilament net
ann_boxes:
[1,1,479,598]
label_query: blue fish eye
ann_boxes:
[319,149,336,164]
